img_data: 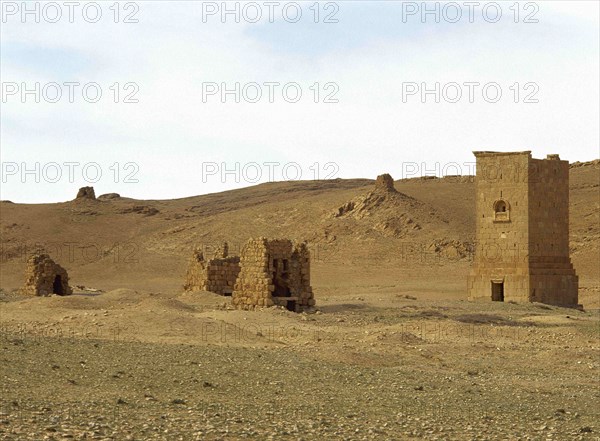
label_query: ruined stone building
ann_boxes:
[76,186,96,200]
[467,151,578,306]
[232,238,315,311]
[184,243,240,295]
[21,253,72,296]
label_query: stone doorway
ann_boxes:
[53,275,64,295]
[273,276,291,298]
[491,281,504,301]
[285,300,296,312]
[272,259,291,298]
[272,258,294,310]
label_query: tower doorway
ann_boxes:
[52,275,64,295]
[491,281,504,301]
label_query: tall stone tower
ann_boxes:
[467,151,578,306]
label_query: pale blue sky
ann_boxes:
[1,1,598,202]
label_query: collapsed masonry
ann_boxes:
[21,253,72,296]
[232,238,315,312]
[183,243,240,295]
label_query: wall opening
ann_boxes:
[52,275,64,295]
[493,199,510,222]
[491,281,504,302]
[273,277,291,297]
[286,300,296,312]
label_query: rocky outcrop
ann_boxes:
[119,205,159,216]
[98,193,121,200]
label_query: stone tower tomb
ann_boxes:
[21,253,72,296]
[467,151,578,306]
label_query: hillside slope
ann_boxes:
[1,161,598,307]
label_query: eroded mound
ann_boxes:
[331,173,447,238]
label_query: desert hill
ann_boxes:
[1,160,598,307]
[1,160,599,440]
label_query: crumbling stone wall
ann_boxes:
[184,243,240,295]
[21,253,72,296]
[467,151,578,306]
[232,238,314,312]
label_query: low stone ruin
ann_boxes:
[21,253,72,296]
[76,186,96,200]
[183,243,240,295]
[232,238,314,312]
[184,238,315,312]
[374,173,396,193]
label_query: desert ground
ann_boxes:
[0,161,598,440]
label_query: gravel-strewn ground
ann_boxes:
[1,295,598,441]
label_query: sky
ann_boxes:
[1,0,599,203]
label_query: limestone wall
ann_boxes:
[184,245,240,296]
[468,151,531,302]
[528,155,578,305]
[232,238,273,308]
